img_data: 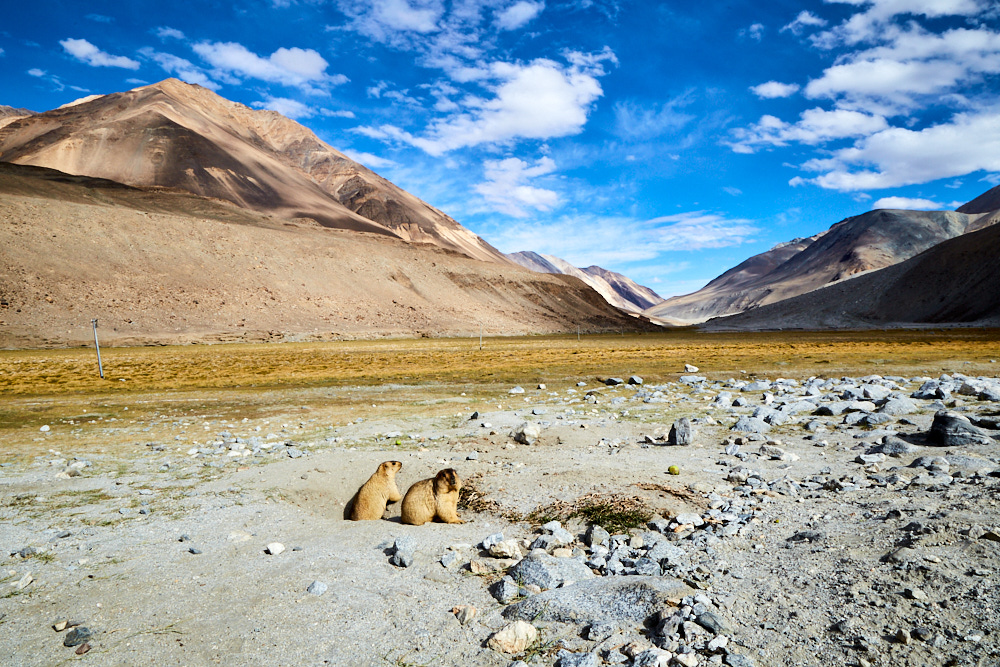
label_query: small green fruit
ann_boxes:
[667,465,680,475]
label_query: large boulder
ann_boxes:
[502,576,692,625]
[668,418,694,445]
[928,410,995,447]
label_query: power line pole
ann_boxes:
[91,319,104,379]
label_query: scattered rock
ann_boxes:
[506,551,593,590]
[265,542,285,555]
[63,627,92,647]
[452,605,477,625]
[668,418,694,446]
[512,422,541,445]
[306,581,327,596]
[487,621,537,654]
[928,410,994,446]
[556,650,600,667]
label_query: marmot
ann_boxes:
[347,461,403,521]
[400,468,463,526]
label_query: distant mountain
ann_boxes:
[0,162,647,348]
[0,105,34,130]
[0,78,506,263]
[702,217,1000,330]
[506,251,664,313]
[645,208,992,324]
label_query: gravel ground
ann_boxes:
[2,372,999,666]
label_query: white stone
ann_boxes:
[266,542,285,555]
[487,621,537,654]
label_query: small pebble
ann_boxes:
[266,542,285,555]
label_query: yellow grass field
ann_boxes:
[2,329,999,461]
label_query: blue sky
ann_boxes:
[3,1,1000,298]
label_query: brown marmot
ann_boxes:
[347,461,403,521]
[400,468,463,526]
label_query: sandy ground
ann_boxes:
[2,374,999,666]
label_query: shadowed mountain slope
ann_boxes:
[0,162,647,348]
[645,208,992,324]
[506,251,664,313]
[0,78,506,263]
[702,220,1000,330]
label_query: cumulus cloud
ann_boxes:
[60,38,140,69]
[192,41,347,93]
[155,27,186,40]
[495,1,545,31]
[741,23,765,41]
[871,196,946,210]
[139,48,219,90]
[487,211,758,266]
[805,26,1000,113]
[750,81,800,99]
[474,156,559,217]
[798,109,1000,190]
[812,0,988,48]
[27,68,45,77]
[730,108,889,153]
[338,0,443,44]
[359,53,608,155]
[781,11,827,35]
[252,96,315,119]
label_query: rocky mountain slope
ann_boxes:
[702,218,1000,330]
[507,251,664,314]
[0,78,506,263]
[646,208,996,324]
[0,162,645,348]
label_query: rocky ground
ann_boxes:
[2,369,1000,666]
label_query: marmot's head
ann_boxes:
[435,468,461,492]
[379,461,402,475]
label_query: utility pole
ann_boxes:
[479,323,483,351]
[91,319,104,379]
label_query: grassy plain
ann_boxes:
[1,328,999,462]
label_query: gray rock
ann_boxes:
[928,410,994,446]
[509,386,526,394]
[605,377,624,386]
[696,611,732,635]
[743,380,771,392]
[306,580,328,596]
[868,436,920,457]
[506,551,594,590]
[63,627,92,647]
[731,417,770,434]
[556,650,599,667]
[725,655,757,667]
[482,532,505,550]
[680,375,707,384]
[467,451,479,460]
[502,576,692,625]
[628,375,644,385]
[674,513,704,527]
[490,576,524,604]
[390,536,415,567]
[879,397,918,415]
[814,401,852,416]
[668,418,694,446]
[585,621,618,641]
[647,541,687,567]
[585,525,610,547]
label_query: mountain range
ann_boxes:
[0,80,649,347]
[506,251,664,314]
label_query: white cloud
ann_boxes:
[192,42,347,93]
[139,48,219,90]
[813,0,988,48]
[126,78,148,85]
[475,156,559,217]
[343,150,398,169]
[338,0,443,43]
[871,196,946,210]
[741,23,765,41]
[487,211,758,266]
[60,38,140,69]
[359,53,608,155]
[155,27,186,40]
[750,81,800,99]
[252,96,315,119]
[799,109,1000,190]
[731,108,888,153]
[321,109,356,118]
[781,11,827,35]
[86,14,114,23]
[495,1,545,31]
[723,186,743,196]
[27,68,45,77]
[805,26,1000,113]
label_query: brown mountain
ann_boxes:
[0,78,506,263]
[506,251,664,313]
[645,208,993,324]
[701,219,1000,330]
[0,162,644,348]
